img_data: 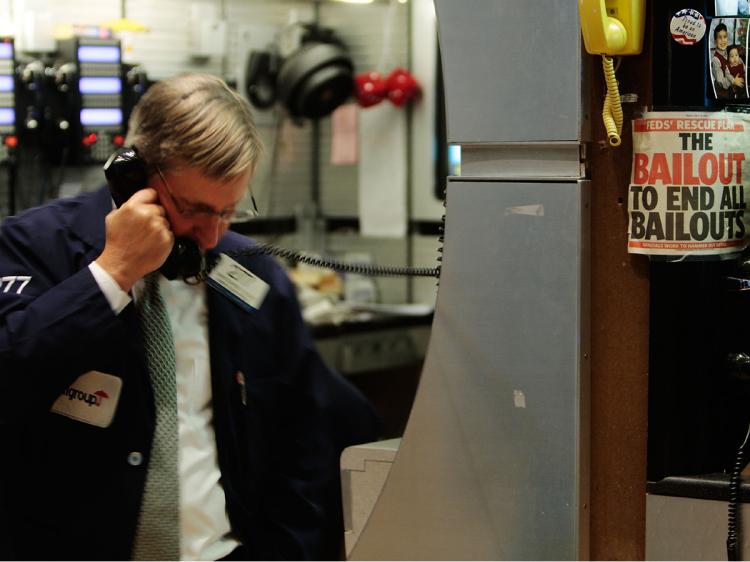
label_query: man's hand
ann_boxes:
[95,188,174,292]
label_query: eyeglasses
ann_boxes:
[156,167,259,223]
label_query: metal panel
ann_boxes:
[646,494,750,560]
[434,0,583,144]
[461,143,585,180]
[351,178,590,560]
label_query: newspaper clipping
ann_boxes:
[628,112,750,258]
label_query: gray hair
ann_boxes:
[124,73,263,179]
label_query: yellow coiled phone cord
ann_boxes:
[602,55,623,147]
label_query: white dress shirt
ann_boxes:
[89,262,240,561]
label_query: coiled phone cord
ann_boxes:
[727,421,750,560]
[602,55,623,147]
[227,242,441,278]
[225,199,448,280]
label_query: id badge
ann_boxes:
[206,253,270,313]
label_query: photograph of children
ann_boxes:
[728,43,749,97]
[716,0,750,16]
[709,18,749,99]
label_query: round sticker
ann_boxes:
[670,9,706,45]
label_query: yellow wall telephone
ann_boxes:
[578,0,646,146]
[579,0,645,56]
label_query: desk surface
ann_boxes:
[311,312,434,339]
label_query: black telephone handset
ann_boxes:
[103,146,204,281]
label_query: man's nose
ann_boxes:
[195,217,222,250]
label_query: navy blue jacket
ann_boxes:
[0,187,380,560]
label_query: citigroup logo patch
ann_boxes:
[65,387,109,407]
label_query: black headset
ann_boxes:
[245,24,354,120]
[245,50,278,110]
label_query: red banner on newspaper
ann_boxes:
[628,112,749,258]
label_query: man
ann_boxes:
[0,73,379,560]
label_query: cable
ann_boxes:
[226,242,441,278]
[602,55,623,147]
[220,157,448,282]
[728,420,750,560]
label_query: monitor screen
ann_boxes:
[80,108,122,126]
[0,42,13,60]
[77,45,120,63]
[0,75,13,92]
[79,76,121,94]
[0,107,15,126]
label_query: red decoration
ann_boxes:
[385,67,421,107]
[354,71,388,108]
[355,68,422,109]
